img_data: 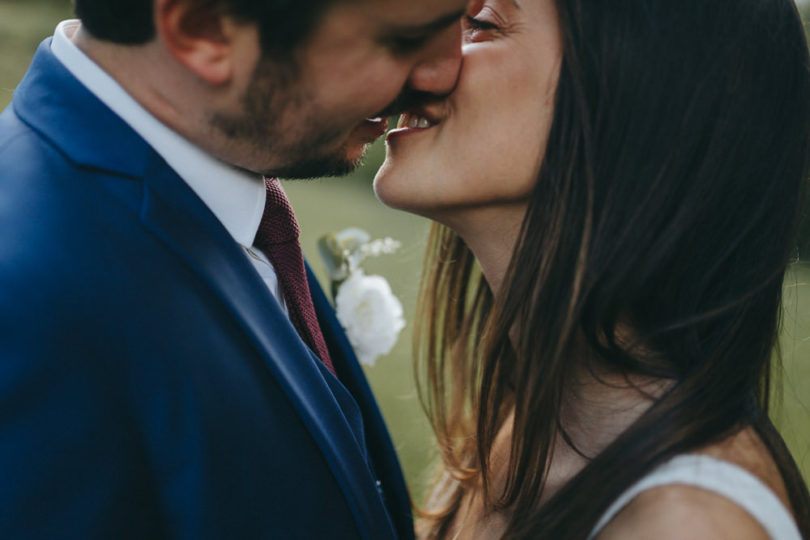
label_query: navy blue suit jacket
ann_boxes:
[0,40,414,540]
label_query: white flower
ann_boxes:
[319,228,405,365]
[335,270,405,366]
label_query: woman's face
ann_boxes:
[374,0,562,228]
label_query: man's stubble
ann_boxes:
[210,57,360,180]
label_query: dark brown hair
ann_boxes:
[415,0,810,537]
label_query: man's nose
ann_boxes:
[406,22,463,96]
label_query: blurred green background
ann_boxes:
[1,0,808,501]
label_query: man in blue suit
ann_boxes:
[0,0,465,538]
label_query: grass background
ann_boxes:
[1,0,808,500]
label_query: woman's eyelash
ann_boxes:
[464,14,499,32]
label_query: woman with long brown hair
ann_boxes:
[374,0,810,537]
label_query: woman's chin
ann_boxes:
[373,157,462,224]
[373,171,431,218]
[372,159,409,209]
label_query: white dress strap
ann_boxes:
[588,454,802,539]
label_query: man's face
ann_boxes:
[211,0,467,178]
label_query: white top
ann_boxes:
[589,454,802,539]
[50,20,286,310]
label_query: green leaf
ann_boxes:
[318,233,349,282]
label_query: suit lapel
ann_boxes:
[140,166,398,539]
[13,40,399,540]
[13,39,152,179]
[309,266,415,539]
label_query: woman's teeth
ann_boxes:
[403,115,432,129]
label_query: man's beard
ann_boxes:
[210,58,360,179]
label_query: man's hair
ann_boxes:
[74,0,332,52]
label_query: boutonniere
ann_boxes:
[318,228,405,366]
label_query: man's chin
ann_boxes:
[264,147,366,180]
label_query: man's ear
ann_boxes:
[155,0,251,85]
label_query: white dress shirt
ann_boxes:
[50,20,287,312]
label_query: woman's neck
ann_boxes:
[452,205,671,498]
[539,366,672,502]
[560,367,670,457]
[448,204,528,297]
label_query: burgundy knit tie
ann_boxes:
[254,177,335,375]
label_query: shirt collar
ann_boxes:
[50,20,265,248]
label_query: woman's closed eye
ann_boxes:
[465,14,499,32]
[463,10,503,41]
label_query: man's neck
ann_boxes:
[70,25,213,158]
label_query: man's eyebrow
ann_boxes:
[386,9,466,35]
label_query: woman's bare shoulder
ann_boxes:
[699,426,791,507]
[595,483,770,540]
[597,427,790,540]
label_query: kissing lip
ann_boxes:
[387,106,444,139]
[357,116,389,141]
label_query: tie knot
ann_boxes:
[255,177,300,247]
